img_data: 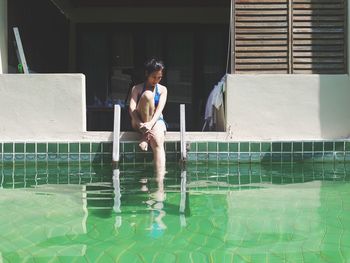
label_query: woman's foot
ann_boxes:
[139,140,148,151]
[139,133,150,151]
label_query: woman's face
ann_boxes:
[147,70,163,86]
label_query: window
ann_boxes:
[231,0,347,74]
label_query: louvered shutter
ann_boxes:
[292,0,347,73]
[231,0,347,74]
[232,0,290,73]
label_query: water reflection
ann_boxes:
[145,168,167,237]
[111,166,186,236]
[179,169,187,227]
[1,161,349,190]
[112,169,122,228]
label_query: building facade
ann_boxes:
[0,0,349,141]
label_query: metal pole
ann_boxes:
[13,27,29,74]
[113,104,121,163]
[180,104,187,162]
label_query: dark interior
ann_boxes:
[7,0,230,131]
[78,23,229,131]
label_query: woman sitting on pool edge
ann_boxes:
[129,58,167,173]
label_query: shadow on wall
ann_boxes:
[319,75,350,139]
[314,0,350,140]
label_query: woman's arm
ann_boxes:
[150,86,167,127]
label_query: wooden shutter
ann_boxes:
[292,0,347,74]
[232,0,347,74]
[233,0,290,73]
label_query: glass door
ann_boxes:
[164,32,194,130]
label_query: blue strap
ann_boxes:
[154,84,160,107]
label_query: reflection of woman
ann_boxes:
[129,59,167,172]
[145,170,167,238]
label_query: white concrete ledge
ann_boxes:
[226,74,350,141]
[0,74,86,140]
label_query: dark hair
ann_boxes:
[144,58,165,77]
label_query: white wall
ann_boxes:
[0,74,86,141]
[0,0,7,73]
[226,74,350,140]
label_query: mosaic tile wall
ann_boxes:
[0,141,349,163]
[187,141,350,163]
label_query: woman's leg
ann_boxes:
[132,90,155,151]
[137,90,155,123]
[149,120,166,173]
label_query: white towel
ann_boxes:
[203,75,227,130]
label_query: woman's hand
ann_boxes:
[139,122,154,133]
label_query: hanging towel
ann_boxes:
[202,75,226,131]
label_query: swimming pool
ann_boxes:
[0,161,349,262]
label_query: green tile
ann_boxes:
[48,143,58,153]
[324,142,334,151]
[229,143,238,152]
[239,153,250,162]
[102,142,112,153]
[37,143,47,153]
[313,152,324,162]
[80,143,90,153]
[261,142,271,152]
[272,142,282,152]
[335,142,344,151]
[282,142,292,152]
[187,152,197,161]
[324,152,334,161]
[197,142,208,152]
[190,142,197,152]
[314,142,323,152]
[208,142,218,152]
[346,142,350,151]
[240,142,249,152]
[261,153,272,162]
[197,153,208,161]
[250,143,260,152]
[218,142,228,152]
[176,141,181,152]
[208,153,218,161]
[69,143,79,153]
[4,143,13,153]
[25,143,35,153]
[145,153,154,162]
[251,152,261,162]
[124,143,134,153]
[303,142,313,152]
[15,143,24,153]
[59,143,68,153]
[91,143,102,153]
[165,142,176,152]
[335,152,344,161]
[293,142,302,152]
[135,153,145,163]
[218,153,228,161]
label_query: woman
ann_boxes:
[129,58,167,172]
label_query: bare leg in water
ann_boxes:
[148,121,166,174]
[130,90,166,172]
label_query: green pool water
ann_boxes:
[0,161,350,263]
